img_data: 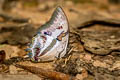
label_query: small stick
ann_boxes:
[15,64,75,80]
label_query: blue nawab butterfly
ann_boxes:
[27,6,69,62]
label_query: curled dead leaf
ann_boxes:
[0,50,6,63]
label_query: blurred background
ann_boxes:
[0,0,120,24]
[0,0,120,45]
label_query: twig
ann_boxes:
[15,64,75,80]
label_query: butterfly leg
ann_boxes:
[62,47,73,67]
[52,56,59,64]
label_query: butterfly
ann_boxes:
[26,6,69,62]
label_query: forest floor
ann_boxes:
[0,0,120,80]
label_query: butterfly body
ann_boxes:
[27,7,69,62]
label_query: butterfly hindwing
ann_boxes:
[27,7,69,62]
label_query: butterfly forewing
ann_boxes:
[40,7,68,38]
